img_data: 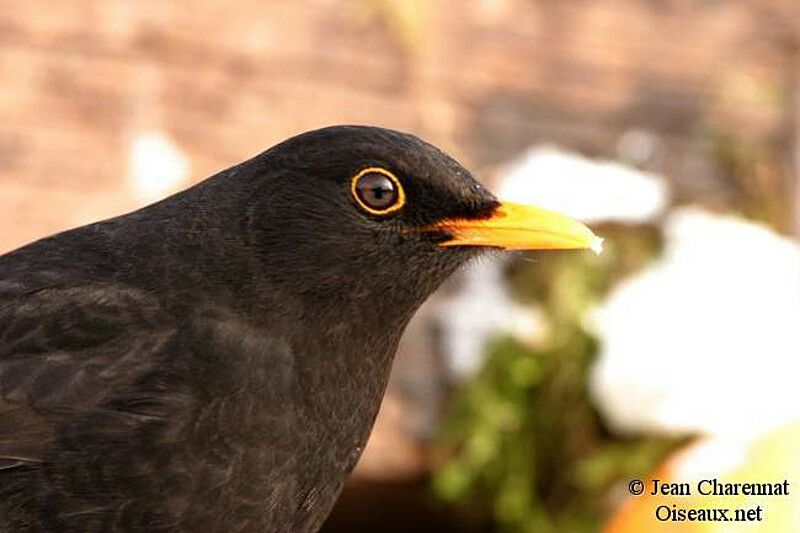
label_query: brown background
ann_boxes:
[3,0,797,253]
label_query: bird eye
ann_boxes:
[350,168,406,215]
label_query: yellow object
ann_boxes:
[432,201,602,253]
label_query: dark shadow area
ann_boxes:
[321,478,492,533]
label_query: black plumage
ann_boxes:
[0,125,598,533]
[0,126,499,532]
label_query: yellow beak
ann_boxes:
[430,201,603,253]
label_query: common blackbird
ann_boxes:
[0,126,599,532]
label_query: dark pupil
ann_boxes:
[356,173,398,210]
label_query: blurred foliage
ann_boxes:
[704,64,795,234]
[433,227,684,533]
[709,130,792,233]
[706,69,793,233]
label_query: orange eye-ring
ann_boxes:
[350,167,406,216]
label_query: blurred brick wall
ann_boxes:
[2,0,797,252]
[1,0,797,479]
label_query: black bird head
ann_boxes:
[225,125,600,325]
[0,125,602,531]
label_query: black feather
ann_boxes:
[0,126,498,532]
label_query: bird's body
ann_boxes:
[0,126,598,532]
[0,217,390,532]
